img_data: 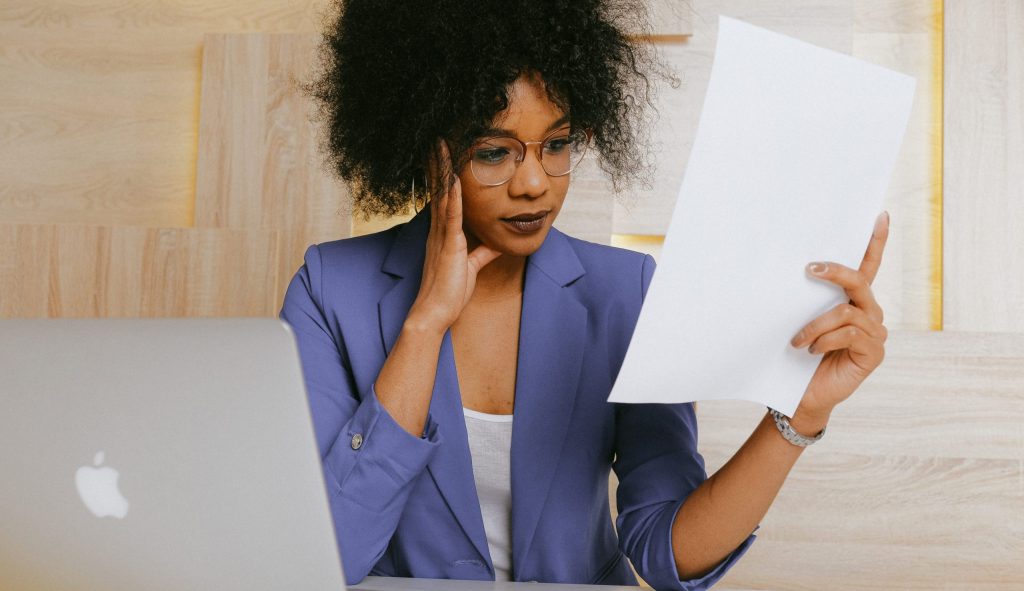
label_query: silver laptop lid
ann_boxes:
[0,319,345,591]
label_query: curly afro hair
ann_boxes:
[308,0,678,219]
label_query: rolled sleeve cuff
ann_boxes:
[645,499,759,591]
[323,382,441,496]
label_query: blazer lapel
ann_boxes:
[510,226,587,576]
[377,208,492,567]
[424,330,493,566]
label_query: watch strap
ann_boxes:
[769,408,826,447]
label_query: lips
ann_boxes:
[501,210,549,234]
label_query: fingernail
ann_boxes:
[790,330,804,347]
[873,211,889,235]
[808,262,827,275]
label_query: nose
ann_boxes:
[507,146,549,199]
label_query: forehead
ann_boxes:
[485,73,568,139]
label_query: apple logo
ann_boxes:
[75,451,129,519]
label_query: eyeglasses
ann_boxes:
[466,126,591,187]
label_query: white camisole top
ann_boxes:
[462,407,514,581]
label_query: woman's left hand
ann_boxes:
[790,211,891,417]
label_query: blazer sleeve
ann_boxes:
[279,244,443,585]
[613,254,757,591]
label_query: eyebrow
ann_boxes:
[479,115,571,139]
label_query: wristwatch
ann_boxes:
[769,408,826,447]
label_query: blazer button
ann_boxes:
[350,433,364,450]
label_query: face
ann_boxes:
[455,72,574,258]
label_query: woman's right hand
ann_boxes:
[406,140,502,334]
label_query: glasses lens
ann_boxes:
[468,128,590,186]
[541,128,589,177]
[470,138,521,185]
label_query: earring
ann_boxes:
[411,176,422,214]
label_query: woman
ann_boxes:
[280,1,890,589]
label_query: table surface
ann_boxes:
[349,576,643,591]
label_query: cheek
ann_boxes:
[455,174,482,211]
[461,203,490,234]
[457,190,501,236]
[548,177,570,212]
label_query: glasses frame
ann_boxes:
[466,126,592,187]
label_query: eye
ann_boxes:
[543,137,571,154]
[473,147,511,164]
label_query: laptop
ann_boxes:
[0,318,346,591]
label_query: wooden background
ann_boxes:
[700,330,1024,590]
[2,0,1022,588]
[0,0,949,327]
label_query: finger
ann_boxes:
[806,261,884,323]
[426,196,447,263]
[429,178,443,236]
[807,325,885,369]
[859,211,890,285]
[426,139,444,191]
[467,243,502,274]
[791,302,887,348]
[428,141,449,234]
[443,176,464,249]
[436,139,454,191]
[426,151,439,235]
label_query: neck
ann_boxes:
[465,231,526,301]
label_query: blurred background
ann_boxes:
[1,1,1021,589]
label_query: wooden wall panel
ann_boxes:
[0,0,697,318]
[193,33,352,303]
[195,33,350,236]
[0,224,279,318]
[195,32,271,230]
[274,227,345,312]
[610,0,940,332]
[192,31,617,255]
[855,0,937,33]
[851,30,937,331]
[0,0,685,229]
[1,1,941,329]
[700,330,1024,590]
[0,225,52,317]
[0,1,329,29]
[0,1,333,228]
[0,28,200,227]
[944,0,1024,332]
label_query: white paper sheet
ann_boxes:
[607,16,916,416]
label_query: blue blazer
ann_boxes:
[279,207,755,591]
